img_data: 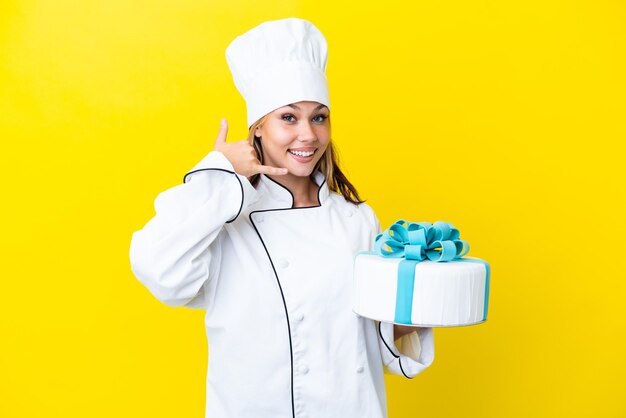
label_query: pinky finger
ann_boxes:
[256,165,289,176]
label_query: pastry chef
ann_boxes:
[129,17,434,418]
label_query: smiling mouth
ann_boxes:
[288,149,316,158]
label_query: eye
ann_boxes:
[313,114,328,123]
[282,114,296,122]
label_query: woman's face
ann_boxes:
[254,101,330,178]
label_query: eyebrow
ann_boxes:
[286,103,328,112]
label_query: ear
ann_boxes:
[254,125,262,138]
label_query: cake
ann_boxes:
[353,220,490,327]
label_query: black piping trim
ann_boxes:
[249,213,296,418]
[262,174,324,208]
[182,168,244,224]
[399,356,413,379]
[378,321,413,379]
[247,178,327,418]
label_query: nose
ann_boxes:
[297,120,316,142]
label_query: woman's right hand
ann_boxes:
[213,118,288,178]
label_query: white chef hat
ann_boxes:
[225,17,330,129]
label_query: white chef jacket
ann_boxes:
[129,150,435,418]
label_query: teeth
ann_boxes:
[289,150,314,157]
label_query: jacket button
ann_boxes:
[297,313,304,321]
[356,365,365,373]
[300,365,309,375]
[256,215,264,223]
[345,210,354,217]
[278,259,289,269]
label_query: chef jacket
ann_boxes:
[129,150,435,418]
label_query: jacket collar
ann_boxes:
[257,170,330,208]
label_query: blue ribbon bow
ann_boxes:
[374,220,470,262]
[374,220,471,324]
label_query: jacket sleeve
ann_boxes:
[129,150,257,308]
[377,320,435,378]
[366,208,436,378]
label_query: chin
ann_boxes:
[287,166,316,177]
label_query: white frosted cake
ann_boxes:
[353,220,490,327]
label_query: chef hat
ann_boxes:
[225,17,330,129]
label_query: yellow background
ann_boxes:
[1,0,624,417]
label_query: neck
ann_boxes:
[268,173,320,208]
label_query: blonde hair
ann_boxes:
[246,113,364,205]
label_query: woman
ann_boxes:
[130,18,434,418]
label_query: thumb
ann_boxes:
[215,118,228,145]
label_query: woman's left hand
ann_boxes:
[393,324,425,341]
